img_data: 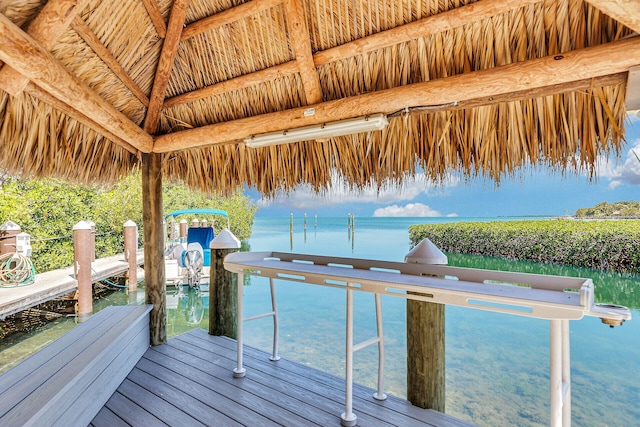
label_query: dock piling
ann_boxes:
[124,220,138,290]
[209,229,241,338]
[73,221,93,321]
[0,221,20,255]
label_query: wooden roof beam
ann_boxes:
[284,0,322,104]
[585,0,640,34]
[71,17,150,107]
[180,0,284,41]
[143,0,190,135]
[0,0,88,97]
[163,0,538,109]
[313,0,541,66]
[153,37,640,153]
[163,60,299,109]
[141,0,167,38]
[0,12,152,153]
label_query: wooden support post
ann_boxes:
[201,219,208,228]
[209,230,241,338]
[142,153,166,346]
[406,299,445,411]
[73,221,93,321]
[191,218,199,228]
[0,221,21,255]
[123,220,138,290]
[179,219,188,240]
[88,220,96,262]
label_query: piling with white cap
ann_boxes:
[405,238,447,412]
[209,229,241,338]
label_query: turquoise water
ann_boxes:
[240,216,640,427]
[1,216,638,426]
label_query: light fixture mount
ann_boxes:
[244,113,389,148]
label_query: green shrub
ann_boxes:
[0,173,257,272]
[409,219,640,273]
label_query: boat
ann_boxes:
[164,209,230,289]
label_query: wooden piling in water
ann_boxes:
[406,299,445,411]
[123,220,138,290]
[209,230,241,338]
[73,221,93,321]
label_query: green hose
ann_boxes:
[0,253,36,287]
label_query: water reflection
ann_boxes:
[166,284,209,336]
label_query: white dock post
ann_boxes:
[233,271,246,378]
[73,221,93,321]
[341,285,357,427]
[124,220,138,290]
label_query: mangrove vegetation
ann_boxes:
[409,219,640,274]
[0,173,257,273]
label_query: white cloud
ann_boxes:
[257,171,461,210]
[373,202,457,217]
[595,139,640,189]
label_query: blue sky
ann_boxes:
[252,114,640,218]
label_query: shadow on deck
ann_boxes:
[93,328,475,427]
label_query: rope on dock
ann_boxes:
[0,253,35,287]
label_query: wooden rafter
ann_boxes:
[0,0,88,97]
[284,0,322,104]
[180,0,284,41]
[585,0,640,34]
[163,0,538,109]
[152,37,640,153]
[313,0,541,66]
[143,0,190,135]
[0,13,152,153]
[141,0,167,38]
[71,17,150,107]
[163,61,299,109]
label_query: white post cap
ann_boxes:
[210,228,241,249]
[124,220,137,227]
[73,220,92,230]
[0,220,20,231]
[404,238,448,265]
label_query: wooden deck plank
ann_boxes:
[89,406,129,427]
[104,391,167,427]
[118,378,207,426]
[186,329,476,427]
[144,344,329,426]
[136,352,282,426]
[128,365,244,427]
[172,331,429,427]
[99,328,476,427]
[164,335,398,427]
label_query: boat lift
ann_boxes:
[224,250,632,427]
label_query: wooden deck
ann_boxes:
[0,250,144,319]
[93,328,476,427]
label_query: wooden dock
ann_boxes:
[92,328,476,427]
[0,250,144,320]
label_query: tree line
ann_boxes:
[0,172,257,273]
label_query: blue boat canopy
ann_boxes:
[164,209,229,220]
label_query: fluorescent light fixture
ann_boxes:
[244,114,389,148]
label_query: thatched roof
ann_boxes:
[0,0,639,196]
